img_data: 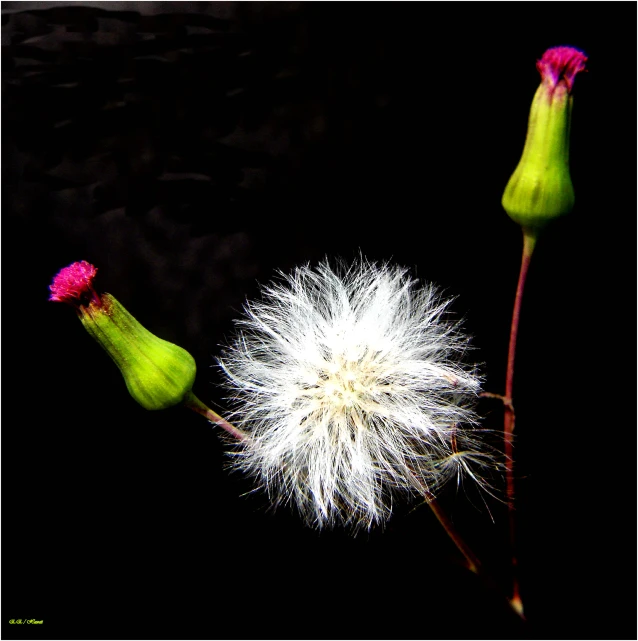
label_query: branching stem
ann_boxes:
[428,498,526,621]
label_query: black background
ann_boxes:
[3,2,636,639]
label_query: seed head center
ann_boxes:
[318,356,377,408]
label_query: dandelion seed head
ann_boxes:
[218,258,497,530]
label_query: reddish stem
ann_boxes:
[428,498,525,621]
[183,392,248,442]
[428,498,480,574]
[503,228,536,616]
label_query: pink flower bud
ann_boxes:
[502,46,587,231]
[49,260,196,410]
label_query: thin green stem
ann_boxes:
[183,391,248,442]
[503,227,536,616]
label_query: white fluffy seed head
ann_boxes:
[218,258,498,531]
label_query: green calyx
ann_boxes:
[78,293,196,410]
[502,83,575,230]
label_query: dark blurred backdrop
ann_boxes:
[3,2,636,640]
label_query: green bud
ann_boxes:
[502,46,587,231]
[49,261,196,410]
[79,294,196,410]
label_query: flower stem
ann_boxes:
[183,391,248,442]
[428,498,526,621]
[428,498,480,574]
[503,228,536,616]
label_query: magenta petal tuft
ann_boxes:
[49,260,98,304]
[536,46,587,93]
